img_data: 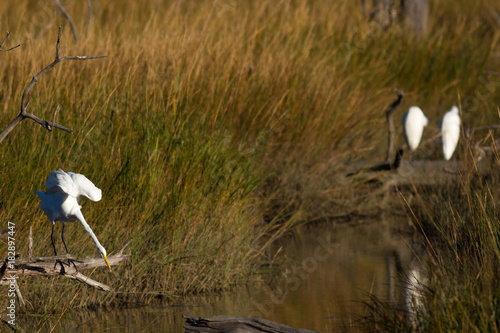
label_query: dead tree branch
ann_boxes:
[55,0,79,42]
[28,226,33,258]
[385,89,404,163]
[0,279,26,309]
[85,0,93,38]
[1,241,131,292]
[0,31,21,52]
[0,26,105,144]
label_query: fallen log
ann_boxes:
[183,314,319,333]
[344,158,495,191]
[1,240,131,294]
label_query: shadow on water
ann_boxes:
[27,218,427,332]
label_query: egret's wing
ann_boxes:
[67,172,102,202]
[441,112,461,160]
[403,107,426,150]
[45,169,79,198]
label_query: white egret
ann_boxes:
[402,106,428,150]
[35,169,111,270]
[440,106,461,160]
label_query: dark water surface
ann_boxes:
[30,219,425,332]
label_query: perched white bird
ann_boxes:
[36,169,111,270]
[402,106,428,150]
[440,106,461,160]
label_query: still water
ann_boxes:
[32,219,425,332]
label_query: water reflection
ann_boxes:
[24,219,426,332]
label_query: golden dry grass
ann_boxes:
[0,0,499,327]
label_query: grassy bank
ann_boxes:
[364,151,500,332]
[0,0,499,326]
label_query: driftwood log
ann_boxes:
[183,314,319,333]
[0,240,131,305]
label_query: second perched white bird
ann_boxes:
[36,169,111,270]
[402,106,428,150]
[440,106,461,160]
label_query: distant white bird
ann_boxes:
[440,106,461,160]
[36,169,111,270]
[402,106,428,150]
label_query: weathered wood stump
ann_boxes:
[183,314,319,333]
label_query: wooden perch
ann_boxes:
[0,241,131,292]
[183,314,319,333]
[0,31,21,52]
[0,25,105,143]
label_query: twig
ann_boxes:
[55,0,79,42]
[28,226,33,258]
[47,105,61,131]
[65,272,111,292]
[483,71,500,76]
[116,239,132,255]
[385,89,405,163]
[0,31,21,52]
[85,0,93,38]
[14,280,26,309]
[0,26,105,144]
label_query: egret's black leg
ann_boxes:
[60,223,79,271]
[61,223,69,254]
[51,223,58,256]
[52,223,67,272]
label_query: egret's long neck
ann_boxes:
[75,210,106,255]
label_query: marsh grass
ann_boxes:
[0,0,499,326]
[363,146,500,332]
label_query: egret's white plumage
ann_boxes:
[402,106,428,150]
[36,169,110,270]
[440,106,461,160]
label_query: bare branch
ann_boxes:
[483,70,500,76]
[47,105,61,131]
[28,226,33,258]
[0,279,26,308]
[116,239,132,255]
[0,26,106,143]
[85,0,93,38]
[65,272,111,292]
[385,89,405,163]
[0,31,21,52]
[0,31,10,48]
[14,279,26,308]
[55,0,79,42]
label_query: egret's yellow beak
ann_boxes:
[103,254,111,271]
